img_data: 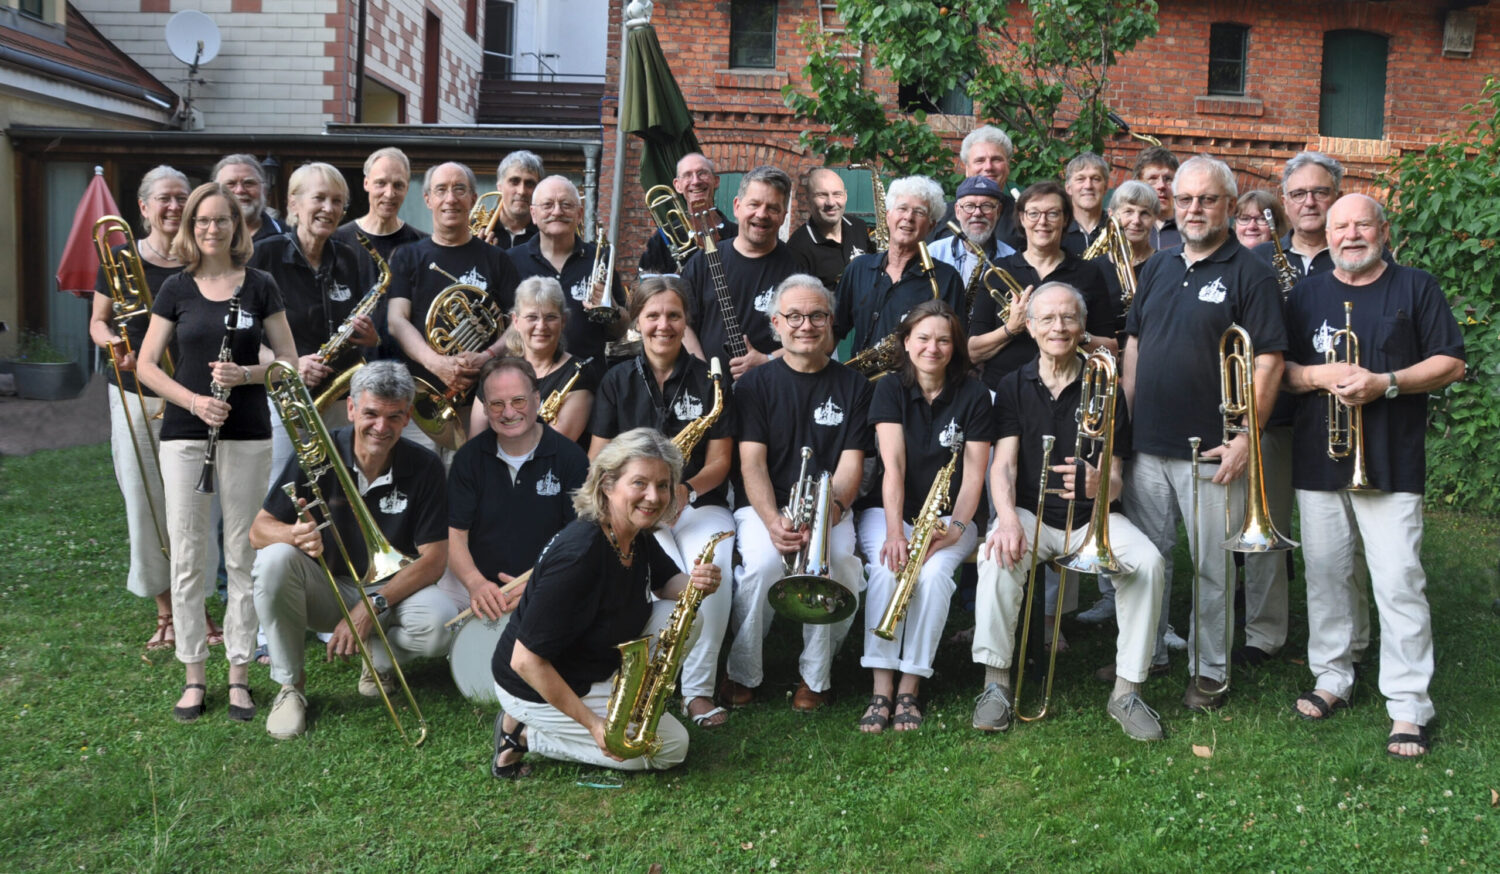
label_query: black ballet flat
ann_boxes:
[227,683,256,722]
[173,683,207,724]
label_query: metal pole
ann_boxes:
[609,0,652,246]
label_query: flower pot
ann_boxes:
[9,361,85,400]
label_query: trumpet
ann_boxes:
[313,233,390,411]
[946,220,1025,319]
[644,185,698,269]
[851,164,889,251]
[195,292,242,495]
[538,356,593,424]
[1325,301,1374,491]
[420,263,507,450]
[586,222,621,325]
[471,190,503,238]
[873,444,959,641]
[264,361,427,746]
[768,448,857,624]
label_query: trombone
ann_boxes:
[265,360,428,746]
[767,448,857,624]
[1082,216,1139,314]
[1325,301,1374,491]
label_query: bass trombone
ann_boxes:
[768,448,857,625]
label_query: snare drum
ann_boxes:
[448,612,510,704]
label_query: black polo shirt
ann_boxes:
[388,236,519,398]
[1124,236,1288,460]
[249,233,375,359]
[736,358,872,506]
[681,238,798,364]
[491,221,539,251]
[94,245,182,396]
[833,251,965,355]
[1149,218,1180,252]
[933,194,1024,252]
[995,358,1134,529]
[1284,265,1464,495]
[447,424,589,581]
[250,210,286,244]
[493,519,681,702]
[968,251,1114,391]
[590,353,734,508]
[509,236,627,364]
[263,427,447,578]
[1061,218,1107,258]
[786,215,873,291]
[332,220,427,264]
[858,373,997,518]
[638,213,737,275]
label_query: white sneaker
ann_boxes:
[1164,625,1188,651]
[266,687,307,739]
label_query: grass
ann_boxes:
[2,443,1498,873]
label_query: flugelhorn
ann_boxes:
[644,185,698,269]
[768,448,857,624]
[195,292,242,495]
[1325,301,1374,491]
[873,444,959,641]
[945,220,1025,319]
[264,360,428,746]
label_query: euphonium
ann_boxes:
[1325,301,1374,491]
[587,222,620,324]
[264,360,427,746]
[470,190,503,238]
[604,531,733,759]
[538,356,593,424]
[1264,209,1299,301]
[852,164,889,250]
[644,184,699,269]
[946,220,1025,320]
[313,233,391,411]
[671,357,725,457]
[420,262,507,449]
[1055,349,1131,577]
[768,448,857,624]
[873,444,959,641]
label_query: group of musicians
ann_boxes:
[90,129,1463,774]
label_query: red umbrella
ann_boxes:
[55,166,123,298]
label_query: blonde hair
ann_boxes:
[171,183,253,270]
[285,162,350,228]
[573,427,683,528]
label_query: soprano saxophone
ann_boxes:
[1264,208,1299,301]
[872,444,959,640]
[670,357,724,457]
[604,531,734,759]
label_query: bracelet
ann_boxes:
[833,498,847,515]
[951,520,967,534]
[241,365,252,385]
[189,395,198,416]
[999,324,1011,340]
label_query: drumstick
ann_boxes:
[444,569,532,628]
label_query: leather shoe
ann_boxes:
[1232,645,1275,668]
[791,681,827,712]
[717,677,754,708]
[1182,677,1227,713]
[1094,661,1170,684]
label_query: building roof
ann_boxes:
[0,3,176,111]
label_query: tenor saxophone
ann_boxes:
[604,531,734,759]
[872,444,959,640]
[844,331,902,382]
[670,357,724,457]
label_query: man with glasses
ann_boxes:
[1120,155,1287,712]
[725,274,872,712]
[213,154,285,242]
[931,176,1017,318]
[934,126,1024,252]
[387,162,520,457]
[509,175,627,364]
[640,152,739,275]
[788,168,872,292]
[481,151,544,250]
[834,175,964,359]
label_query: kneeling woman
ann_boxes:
[491,427,722,775]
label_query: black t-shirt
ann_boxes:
[536,354,605,447]
[332,220,428,265]
[263,427,447,577]
[509,236,627,364]
[492,519,682,702]
[388,237,519,398]
[995,358,1134,529]
[1284,265,1464,494]
[735,358,873,507]
[1124,237,1288,459]
[249,233,375,360]
[590,353,734,508]
[833,251,965,355]
[638,213,738,276]
[94,244,183,396]
[152,268,285,442]
[968,251,1114,391]
[860,373,997,518]
[681,239,798,364]
[786,216,874,292]
[447,425,589,581]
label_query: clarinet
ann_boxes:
[195,291,243,495]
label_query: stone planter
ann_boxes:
[7,361,85,400]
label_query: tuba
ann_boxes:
[471,190,503,238]
[604,531,734,759]
[644,185,699,269]
[873,444,959,640]
[538,356,593,424]
[671,357,725,457]
[1264,209,1299,302]
[420,263,507,449]
[851,164,888,250]
[1325,301,1374,491]
[265,361,428,746]
[767,448,857,624]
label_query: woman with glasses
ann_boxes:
[478,276,600,444]
[137,182,297,724]
[1234,190,1288,250]
[588,275,736,729]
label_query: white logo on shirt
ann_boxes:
[849,245,865,259]
[813,398,844,427]
[568,277,591,302]
[753,286,776,314]
[1312,320,1337,355]
[378,488,408,514]
[536,470,561,496]
[458,267,488,290]
[673,392,704,421]
[233,309,255,330]
[939,419,963,450]
[1197,277,1227,304]
[329,281,352,302]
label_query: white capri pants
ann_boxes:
[855,507,976,677]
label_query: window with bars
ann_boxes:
[729,0,777,69]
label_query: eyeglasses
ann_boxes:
[532,200,578,214]
[193,216,234,229]
[1029,314,1081,328]
[955,201,999,216]
[518,312,563,325]
[429,184,472,198]
[151,194,188,206]
[1286,186,1334,203]
[1022,209,1063,223]
[778,310,831,328]
[889,205,930,219]
[484,396,533,413]
[1173,194,1225,209]
[1235,214,1269,226]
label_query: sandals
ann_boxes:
[253,644,271,666]
[146,614,174,652]
[206,612,225,648]
[228,683,256,722]
[682,697,729,728]
[173,683,207,724]
[1294,690,1349,721]
[892,693,924,732]
[491,713,531,780]
[1387,725,1433,760]
[858,695,893,733]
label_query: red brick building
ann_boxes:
[600,0,1496,276]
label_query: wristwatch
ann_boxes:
[1384,372,1399,399]
[368,592,389,615]
[686,486,698,505]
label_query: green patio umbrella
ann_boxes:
[620,22,700,194]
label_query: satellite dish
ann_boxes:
[165,10,221,67]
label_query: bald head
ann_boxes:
[1326,194,1389,277]
[806,168,848,231]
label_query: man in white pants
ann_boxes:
[973,282,1167,740]
[1281,194,1464,759]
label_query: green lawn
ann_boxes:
[2,444,1497,873]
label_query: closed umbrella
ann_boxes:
[55,166,123,297]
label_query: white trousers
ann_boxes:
[1243,425,1292,653]
[160,438,268,665]
[658,504,737,701]
[727,506,864,693]
[855,507,976,677]
[251,542,459,687]
[973,509,1164,682]
[1123,452,1240,682]
[495,599,689,771]
[1297,489,1435,725]
[108,389,173,599]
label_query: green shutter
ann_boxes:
[1319,30,1388,140]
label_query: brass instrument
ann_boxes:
[768,448,857,624]
[670,357,724,458]
[420,262,507,449]
[1325,301,1374,491]
[1012,434,1064,722]
[93,216,170,557]
[917,241,942,301]
[1055,349,1131,577]
[873,444,959,640]
[844,331,901,382]
[264,361,427,746]
[471,190,503,238]
[195,292,242,495]
[587,222,621,324]
[313,233,391,411]
[1264,209,1298,301]
[604,531,734,759]
[644,184,699,269]
[1082,216,1139,313]
[946,220,1026,320]
[538,356,593,424]
[852,164,889,250]
[1108,111,1163,147]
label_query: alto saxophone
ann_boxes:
[539,357,593,424]
[670,357,724,457]
[604,531,734,759]
[313,233,391,411]
[873,444,959,640]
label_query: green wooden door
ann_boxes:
[1319,30,1388,139]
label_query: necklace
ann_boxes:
[141,237,179,263]
[603,524,634,564]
